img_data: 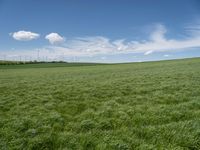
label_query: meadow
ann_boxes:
[0,58,200,149]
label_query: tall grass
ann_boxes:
[0,58,200,149]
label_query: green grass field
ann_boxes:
[1,58,200,149]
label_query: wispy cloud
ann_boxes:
[184,19,200,34]
[3,23,200,61]
[43,24,200,56]
[10,30,40,41]
[144,50,153,55]
[164,54,170,57]
[150,24,167,42]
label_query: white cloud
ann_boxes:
[112,39,128,51]
[56,23,200,56]
[45,33,65,44]
[3,23,200,61]
[101,56,106,60]
[150,24,167,42]
[164,54,170,57]
[184,20,200,36]
[144,50,153,55]
[11,31,40,41]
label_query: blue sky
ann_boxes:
[0,0,200,62]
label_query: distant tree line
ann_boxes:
[0,60,67,65]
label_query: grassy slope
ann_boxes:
[0,58,200,149]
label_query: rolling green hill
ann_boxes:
[1,58,200,149]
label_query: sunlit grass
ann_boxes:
[0,58,200,149]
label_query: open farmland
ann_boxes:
[0,58,200,149]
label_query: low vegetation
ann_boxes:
[0,61,102,69]
[0,58,200,149]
